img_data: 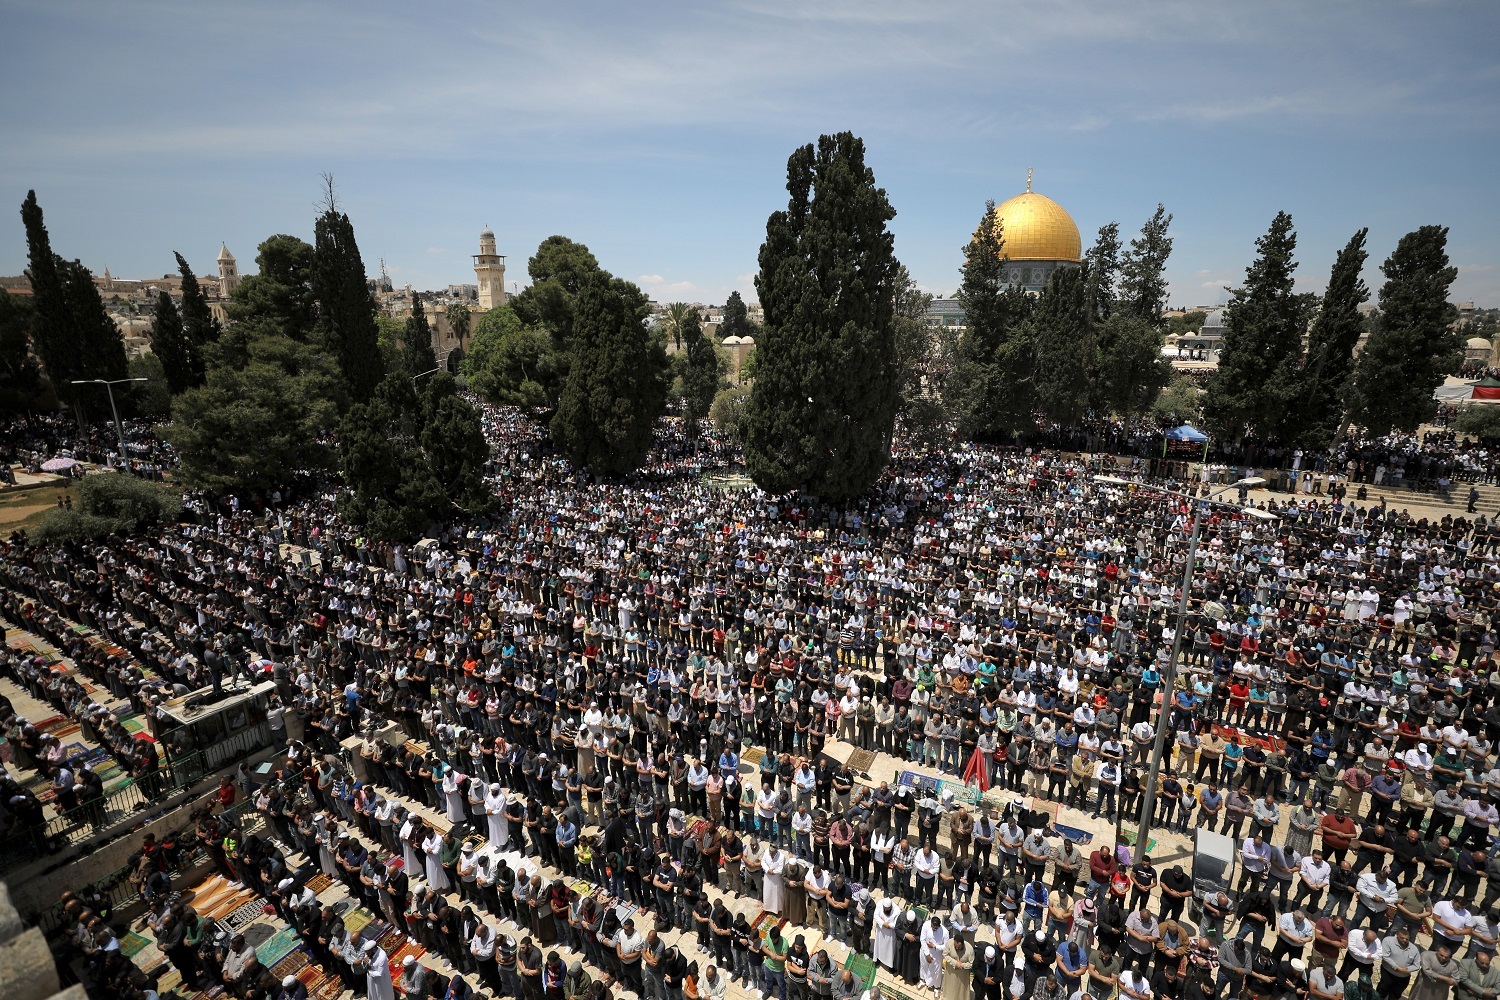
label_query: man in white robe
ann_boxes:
[920,915,947,990]
[423,830,450,890]
[359,938,396,1000]
[875,899,901,971]
[485,785,509,845]
[762,844,787,914]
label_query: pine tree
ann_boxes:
[226,234,317,342]
[1204,212,1310,443]
[19,191,85,413]
[721,291,751,340]
[313,201,384,403]
[400,293,439,377]
[1029,266,1093,426]
[953,200,1034,438]
[681,310,722,437]
[148,291,196,394]
[1093,314,1171,417]
[1348,226,1460,435]
[743,132,901,500]
[1293,229,1370,447]
[1118,205,1174,328]
[550,273,669,474]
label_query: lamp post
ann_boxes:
[72,377,147,466]
[412,367,442,383]
[1092,473,1276,863]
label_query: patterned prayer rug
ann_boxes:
[254,925,301,967]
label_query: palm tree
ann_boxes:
[661,301,692,352]
[446,303,471,346]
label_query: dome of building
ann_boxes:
[480,227,495,239]
[1467,336,1491,350]
[988,189,1082,262]
[722,336,743,345]
[1203,308,1227,330]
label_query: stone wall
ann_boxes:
[0,882,85,1000]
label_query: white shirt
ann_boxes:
[1299,856,1331,888]
[1433,900,1475,939]
[1347,932,1384,965]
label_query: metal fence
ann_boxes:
[32,799,259,937]
[0,780,163,875]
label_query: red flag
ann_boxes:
[962,747,991,791]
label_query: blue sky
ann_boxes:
[3,0,1497,308]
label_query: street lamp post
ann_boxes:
[1092,473,1275,863]
[72,377,147,466]
[412,367,442,383]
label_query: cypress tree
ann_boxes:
[1204,212,1310,443]
[550,273,669,474]
[743,132,901,500]
[1293,229,1370,447]
[1029,266,1093,426]
[401,293,439,377]
[313,204,384,403]
[175,252,220,360]
[953,200,1034,438]
[721,291,751,340]
[19,191,85,413]
[58,258,128,406]
[681,310,722,437]
[148,291,195,394]
[1348,225,1460,435]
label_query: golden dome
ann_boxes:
[986,188,1082,262]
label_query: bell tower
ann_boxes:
[217,244,239,297]
[474,227,506,310]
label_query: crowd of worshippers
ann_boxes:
[9,408,1500,1000]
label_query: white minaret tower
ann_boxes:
[217,244,239,298]
[474,227,506,310]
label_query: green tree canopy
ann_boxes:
[463,304,561,409]
[31,472,182,546]
[312,201,384,403]
[148,290,197,394]
[21,191,126,418]
[1348,225,1460,435]
[680,309,723,436]
[166,333,344,492]
[225,234,317,342]
[1118,205,1174,328]
[721,290,752,341]
[1291,228,1369,448]
[952,200,1035,438]
[0,288,42,411]
[1028,266,1093,426]
[550,273,669,474]
[398,293,439,377]
[743,132,901,500]
[1204,211,1310,443]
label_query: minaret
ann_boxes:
[217,244,239,298]
[474,227,506,310]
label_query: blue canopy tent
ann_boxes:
[1163,423,1210,460]
[1164,424,1209,442]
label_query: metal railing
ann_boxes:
[0,780,162,875]
[32,798,258,937]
